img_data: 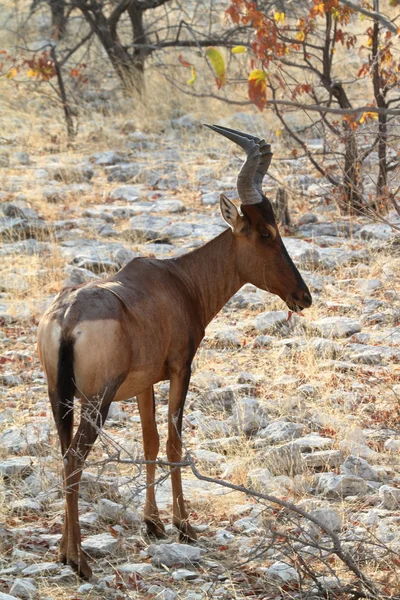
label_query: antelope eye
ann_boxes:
[260,231,271,239]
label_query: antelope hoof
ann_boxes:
[145,517,166,539]
[65,551,92,580]
[175,520,197,543]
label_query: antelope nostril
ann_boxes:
[301,290,312,308]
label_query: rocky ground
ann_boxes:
[0,112,399,599]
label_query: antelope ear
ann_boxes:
[220,194,243,232]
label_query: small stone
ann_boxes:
[213,329,241,348]
[379,485,400,510]
[215,529,235,545]
[202,192,219,205]
[192,449,224,466]
[0,457,32,478]
[21,562,60,576]
[237,372,256,384]
[197,419,230,439]
[303,450,342,469]
[0,373,23,387]
[232,398,267,437]
[384,438,400,452]
[317,473,367,498]
[310,317,361,338]
[147,586,177,600]
[171,569,198,581]
[82,533,118,557]
[118,563,153,575]
[97,499,140,526]
[14,152,30,165]
[0,422,50,455]
[11,499,42,515]
[147,543,203,567]
[254,311,290,334]
[258,421,304,443]
[248,468,273,491]
[265,561,299,589]
[10,579,37,599]
[0,593,19,600]
[252,335,274,348]
[77,584,94,594]
[308,508,342,533]
[341,455,379,481]
[292,434,334,452]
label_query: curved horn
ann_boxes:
[205,124,273,205]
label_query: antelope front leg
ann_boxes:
[167,368,197,542]
[137,387,165,538]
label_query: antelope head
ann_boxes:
[207,124,312,312]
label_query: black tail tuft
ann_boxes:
[56,337,75,438]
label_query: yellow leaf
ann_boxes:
[274,12,285,24]
[296,31,306,42]
[276,129,282,136]
[187,65,197,85]
[360,111,378,124]
[366,37,373,47]
[26,69,37,77]
[248,69,267,82]
[231,45,247,54]
[6,67,17,79]
[205,47,226,87]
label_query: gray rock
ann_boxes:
[50,165,93,183]
[0,593,19,600]
[147,586,177,600]
[265,561,299,588]
[9,578,37,599]
[14,152,30,166]
[0,457,32,478]
[232,398,267,437]
[0,422,50,455]
[310,337,342,357]
[263,445,306,476]
[77,584,94,594]
[202,192,219,205]
[258,421,304,443]
[106,163,142,183]
[248,468,273,491]
[308,508,342,533]
[379,486,400,510]
[197,419,230,439]
[282,238,320,268]
[97,499,140,526]
[110,185,142,202]
[215,529,235,545]
[92,151,124,166]
[11,499,42,515]
[171,115,201,129]
[384,438,400,452]
[298,213,318,225]
[292,434,334,452]
[171,569,198,581]
[358,223,394,241]
[254,311,290,334]
[191,371,223,390]
[118,563,153,575]
[303,450,342,469]
[213,328,241,348]
[310,317,361,338]
[21,562,60,576]
[192,449,224,466]
[253,335,274,348]
[147,542,204,567]
[317,473,367,497]
[82,533,118,557]
[341,455,379,481]
[0,373,23,386]
[199,436,241,453]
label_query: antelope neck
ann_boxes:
[172,228,242,328]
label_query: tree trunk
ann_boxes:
[50,0,67,39]
[372,3,388,211]
[342,124,363,213]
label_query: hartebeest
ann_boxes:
[37,125,312,579]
